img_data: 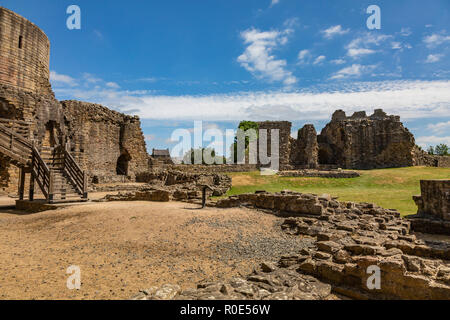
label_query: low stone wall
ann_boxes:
[413,148,450,168]
[133,191,450,300]
[212,191,450,299]
[161,164,258,173]
[278,170,360,179]
[103,170,232,203]
[409,180,450,235]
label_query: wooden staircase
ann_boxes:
[0,119,88,203]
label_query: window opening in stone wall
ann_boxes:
[18,36,23,49]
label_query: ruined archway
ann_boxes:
[116,149,131,175]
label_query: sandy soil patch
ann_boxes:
[0,201,312,300]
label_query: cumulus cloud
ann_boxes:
[425,54,444,63]
[321,25,349,39]
[313,55,326,65]
[346,33,391,58]
[416,135,450,148]
[423,33,450,48]
[330,64,376,80]
[106,82,120,89]
[50,71,77,87]
[298,49,312,64]
[52,76,450,122]
[238,28,297,86]
[427,121,450,134]
[330,59,346,65]
[270,0,280,6]
[400,28,412,37]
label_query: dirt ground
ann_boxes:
[0,197,312,300]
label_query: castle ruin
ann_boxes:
[0,7,149,198]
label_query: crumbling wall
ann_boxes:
[62,100,149,182]
[256,121,292,170]
[413,180,450,220]
[291,124,319,168]
[413,147,450,168]
[318,109,416,169]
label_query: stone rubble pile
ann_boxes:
[132,262,334,300]
[102,170,232,202]
[133,191,450,300]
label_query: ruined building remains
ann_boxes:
[0,7,149,196]
[255,109,448,170]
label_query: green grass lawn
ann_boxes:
[223,167,450,216]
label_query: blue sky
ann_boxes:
[2,0,450,156]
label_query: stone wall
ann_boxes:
[256,121,292,170]
[414,180,449,221]
[318,109,416,169]
[253,109,429,171]
[409,180,450,235]
[136,191,450,300]
[413,147,450,168]
[62,100,149,182]
[291,124,318,168]
[156,164,258,174]
[0,7,52,95]
[0,7,151,194]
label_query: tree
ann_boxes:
[231,121,259,163]
[427,146,434,155]
[182,148,225,165]
[434,144,449,156]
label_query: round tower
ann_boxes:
[0,6,52,95]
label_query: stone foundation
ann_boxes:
[278,170,360,179]
[409,180,450,235]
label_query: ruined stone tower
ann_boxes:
[0,7,149,194]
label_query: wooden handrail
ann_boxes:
[62,145,88,198]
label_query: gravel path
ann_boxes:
[0,201,311,300]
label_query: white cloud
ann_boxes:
[330,64,376,79]
[330,59,346,65]
[313,55,326,65]
[298,49,312,64]
[50,71,77,87]
[423,33,450,48]
[321,25,349,39]
[427,121,450,134]
[270,0,280,6]
[238,28,297,86]
[425,54,444,63]
[346,33,391,58]
[106,82,120,89]
[347,48,376,58]
[400,28,412,37]
[391,42,402,50]
[53,77,450,122]
[416,136,450,148]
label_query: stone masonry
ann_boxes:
[253,109,442,171]
[409,180,450,235]
[62,100,149,182]
[318,109,416,169]
[134,191,450,300]
[0,7,150,193]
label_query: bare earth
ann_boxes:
[0,198,312,300]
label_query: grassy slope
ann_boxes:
[224,167,450,216]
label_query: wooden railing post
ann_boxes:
[48,170,54,203]
[18,167,25,201]
[29,155,35,201]
[83,172,88,199]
